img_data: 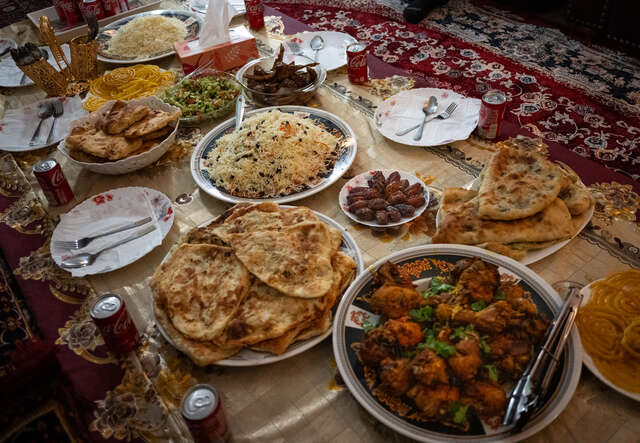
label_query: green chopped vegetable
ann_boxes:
[479,335,491,354]
[409,305,433,322]
[485,364,499,382]
[494,289,506,300]
[448,402,469,425]
[449,324,475,341]
[471,300,487,311]
[430,277,456,294]
[422,289,435,298]
[362,320,378,334]
[163,76,239,118]
[419,328,457,358]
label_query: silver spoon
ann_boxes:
[413,96,438,141]
[234,94,245,131]
[60,224,157,269]
[29,101,53,146]
[310,35,325,62]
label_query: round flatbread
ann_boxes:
[150,243,250,341]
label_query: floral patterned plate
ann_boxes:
[333,244,582,442]
[50,187,174,277]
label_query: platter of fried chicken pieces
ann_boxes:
[59,97,181,173]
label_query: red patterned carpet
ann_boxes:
[266,0,640,182]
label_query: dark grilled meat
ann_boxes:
[369,284,425,318]
[357,326,397,366]
[408,384,460,418]
[456,258,500,303]
[380,358,413,396]
[385,317,423,347]
[463,381,507,419]
[411,349,449,386]
[448,338,482,381]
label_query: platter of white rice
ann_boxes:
[96,10,203,64]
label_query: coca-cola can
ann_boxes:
[182,384,231,443]
[244,0,264,30]
[476,89,507,139]
[77,0,104,21]
[102,0,128,17]
[33,158,74,206]
[346,42,368,84]
[90,294,138,354]
[54,0,83,25]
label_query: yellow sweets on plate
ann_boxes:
[83,65,175,111]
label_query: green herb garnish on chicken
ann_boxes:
[409,305,433,322]
[448,402,470,425]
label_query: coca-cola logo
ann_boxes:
[245,3,263,14]
[113,314,132,334]
[51,168,65,186]
[349,54,367,69]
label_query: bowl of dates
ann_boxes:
[339,169,430,227]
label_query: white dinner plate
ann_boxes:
[578,280,640,402]
[0,45,71,88]
[333,244,582,442]
[375,88,481,147]
[96,9,203,64]
[338,169,430,228]
[155,206,364,366]
[50,187,174,276]
[285,31,357,71]
[191,105,357,204]
[0,96,87,153]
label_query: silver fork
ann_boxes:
[396,102,459,137]
[45,99,64,144]
[54,216,153,250]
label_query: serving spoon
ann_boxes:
[310,35,324,62]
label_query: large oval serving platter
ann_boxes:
[156,206,364,367]
[96,10,203,64]
[191,105,357,204]
[578,280,640,402]
[333,244,582,443]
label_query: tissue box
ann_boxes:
[174,25,259,74]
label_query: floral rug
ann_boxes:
[266,0,640,182]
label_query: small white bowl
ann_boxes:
[58,96,179,175]
[339,169,430,228]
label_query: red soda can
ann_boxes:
[346,42,368,84]
[182,384,231,443]
[244,0,264,30]
[476,89,507,139]
[55,0,82,25]
[102,0,127,17]
[90,294,139,354]
[78,0,104,21]
[33,158,74,206]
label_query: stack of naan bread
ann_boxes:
[151,203,357,366]
[432,148,594,260]
[65,99,181,163]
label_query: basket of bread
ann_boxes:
[58,97,181,175]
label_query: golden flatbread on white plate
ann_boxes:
[150,243,250,341]
[152,203,362,367]
[476,148,571,220]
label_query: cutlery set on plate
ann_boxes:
[30,99,64,146]
[55,217,156,269]
[395,95,458,140]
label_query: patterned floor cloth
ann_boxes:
[266,0,640,182]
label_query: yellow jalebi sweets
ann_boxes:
[83,65,175,111]
[576,269,640,393]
